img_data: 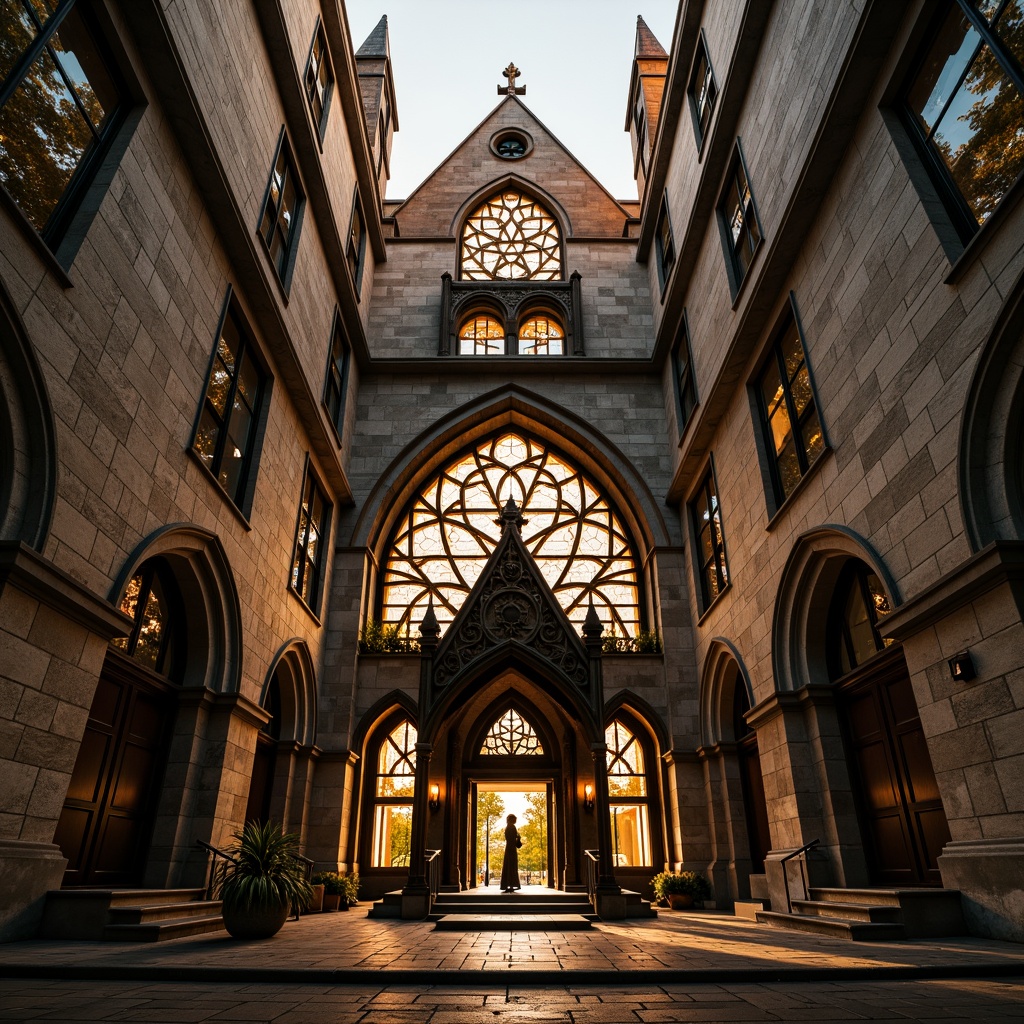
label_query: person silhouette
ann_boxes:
[500,813,521,893]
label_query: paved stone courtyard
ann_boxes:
[2,910,1023,1021]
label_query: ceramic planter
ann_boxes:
[221,899,290,939]
[322,893,341,911]
[303,884,324,913]
[667,893,694,910]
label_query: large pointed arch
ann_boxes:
[261,639,317,747]
[449,173,573,241]
[699,638,755,747]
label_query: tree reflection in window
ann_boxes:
[480,710,544,755]
[383,433,640,637]
[0,0,122,238]
[109,560,179,676]
[518,316,563,356]
[459,315,505,355]
[606,719,651,866]
[372,719,417,867]
[828,561,895,679]
[460,191,561,281]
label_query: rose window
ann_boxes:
[382,432,640,636]
[460,191,561,281]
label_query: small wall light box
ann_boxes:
[949,651,976,683]
[429,784,440,811]
[583,784,594,811]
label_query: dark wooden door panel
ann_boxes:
[738,736,771,872]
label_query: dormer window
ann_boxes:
[460,190,561,280]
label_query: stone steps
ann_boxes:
[757,909,906,941]
[434,913,592,931]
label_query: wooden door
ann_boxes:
[244,734,276,824]
[54,653,175,887]
[838,649,950,886]
[737,734,772,873]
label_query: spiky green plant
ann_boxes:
[217,820,313,912]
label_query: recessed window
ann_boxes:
[755,313,825,505]
[461,190,561,280]
[458,314,505,355]
[0,0,125,244]
[323,312,350,437]
[903,0,1024,240]
[291,463,330,613]
[690,464,728,610]
[655,197,675,292]
[258,135,304,286]
[370,717,416,867]
[303,21,333,138]
[606,719,652,867]
[688,33,718,148]
[109,559,182,678]
[489,129,533,160]
[480,709,544,755]
[633,96,648,176]
[827,560,895,679]
[193,301,268,511]
[518,315,564,355]
[674,313,698,432]
[347,191,366,294]
[718,146,762,293]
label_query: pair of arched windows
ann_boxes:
[458,313,564,356]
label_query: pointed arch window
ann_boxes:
[518,315,563,355]
[382,432,641,637]
[460,191,561,280]
[371,718,417,867]
[480,709,544,756]
[459,314,505,355]
[110,559,183,678]
[827,561,894,679]
[606,719,652,867]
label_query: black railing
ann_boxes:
[196,839,237,901]
[425,849,441,911]
[289,853,315,920]
[584,849,600,908]
[780,838,820,914]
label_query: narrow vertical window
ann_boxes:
[606,719,652,867]
[323,312,350,437]
[633,95,648,176]
[674,313,698,431]
[347,192,366,293]
[0,0,125,243]
[688,33,718,148]
[756,313,825,505]
[291,463,330,613]
[655,197,675,292]
[303,21,333,138]
[371,718,417,867]
[193,301,268,511]
[690,464,729,609]
[718,146,762,292]
[258,135,304,286]
[902,0,1024,240]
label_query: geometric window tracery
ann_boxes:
[459,315,505,355]
[460,191,561,281]
[605,719,651,866]
[480,709,544,756]
[371,718,417,868]
[382,432,641,638]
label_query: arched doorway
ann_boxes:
[245,677,281,825]
[828,559,950,886]
[54,558,184,886]
[732,677,771,875]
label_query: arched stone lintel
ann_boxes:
[110,523,243,695]
[350,384,670,557]
[352,689,418,758]
[461,686,560,766]
[771,525,900,693]
[604,688,671,754]
[698,638,754,747]
[262,638,318,747]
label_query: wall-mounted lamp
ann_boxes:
[583,784,594,812]
[949,651,976,683]
[429,783,440,812]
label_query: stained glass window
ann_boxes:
[606,720,651,866]
[459,315,505,355]
[518,316,563,356]
[372,719,417,867]
[382,432,641,637]
[480,710,544,755]
[460,191,561,280]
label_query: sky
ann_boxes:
[345,0,679,201]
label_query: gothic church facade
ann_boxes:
[1,0,1023,942]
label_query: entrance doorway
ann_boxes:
[471,782,551,889]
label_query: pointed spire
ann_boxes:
[635,15,668,59]
[582,596,604,650]
[356,14,389,58]
[495,496,527,534]
[419,597,441,654]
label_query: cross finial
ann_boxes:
[498,62,526,96]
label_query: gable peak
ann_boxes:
[635,15,668,59]
[356,14,389,58]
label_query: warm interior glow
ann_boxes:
[480,709,544,756]
[460,191,561,280]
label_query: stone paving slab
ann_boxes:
[0,976,1022,1023]
[1,909,1021,986]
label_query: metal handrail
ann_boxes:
[196,839,237,901]
[780,838,820,914]
[425,849,442,918]
[288,854,316,920]
[584,849,599,908]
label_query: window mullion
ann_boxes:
[0,0,76,108]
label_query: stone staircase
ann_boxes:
[756,886,966,941]
[40,888,226,942]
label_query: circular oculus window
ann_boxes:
[490,130,533,160]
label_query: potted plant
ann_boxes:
[217,821,313,939]
[651,870,712,910]
[314,871,343,911]
[340,871,360,909]
[303,879,324,914]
